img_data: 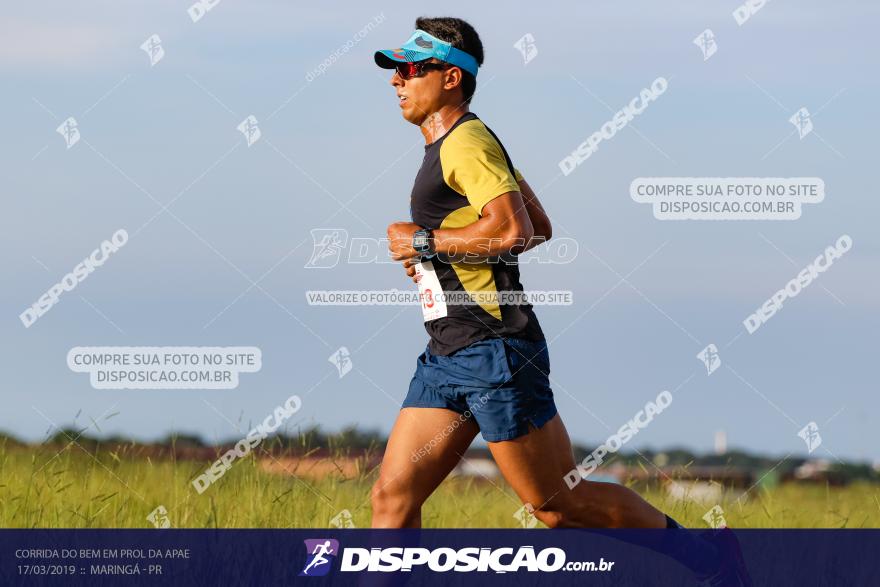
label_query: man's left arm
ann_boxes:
[516,175,552,247]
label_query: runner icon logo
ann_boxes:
[798,422,822,453]
[789,107,813,139]
[513,33,538,65]
[305,229,348,268]
[696,344,721,375]
[300,539,339,577]
[693,29,717,61]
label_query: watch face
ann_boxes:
[413,230,430,252]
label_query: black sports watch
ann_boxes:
[412,228,435,257]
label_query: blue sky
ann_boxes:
[2,1,878,464]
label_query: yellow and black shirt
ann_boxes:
[410,112,545,356]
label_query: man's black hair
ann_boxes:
[415,16,484,104]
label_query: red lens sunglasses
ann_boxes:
[394,60,451,80]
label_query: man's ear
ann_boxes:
[443,66,463,92]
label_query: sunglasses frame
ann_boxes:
[394,60,452,80]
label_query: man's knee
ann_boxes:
[370,480,419,525]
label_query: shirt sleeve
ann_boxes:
[439,121,521,215]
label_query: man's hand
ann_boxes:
[387,221,421,261]
[403,259,419,283]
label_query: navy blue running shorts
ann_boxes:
[402,336,558,442]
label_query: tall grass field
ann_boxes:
[2,441,878,529]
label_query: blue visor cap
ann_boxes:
[374,30,479,77]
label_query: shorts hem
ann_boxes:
[480,403,558,442]
[400,400,466,414]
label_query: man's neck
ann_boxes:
[420,105,470,145]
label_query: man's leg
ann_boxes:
[487,413,665,528]
[489,413,736,579]
[371,407,479,528]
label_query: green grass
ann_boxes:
[2,443,879,528]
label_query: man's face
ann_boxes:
[390,60,455,125]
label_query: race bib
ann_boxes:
[414,259,447,322]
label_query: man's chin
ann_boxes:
[400,110,422,126]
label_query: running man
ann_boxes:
[371,17,750,585]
